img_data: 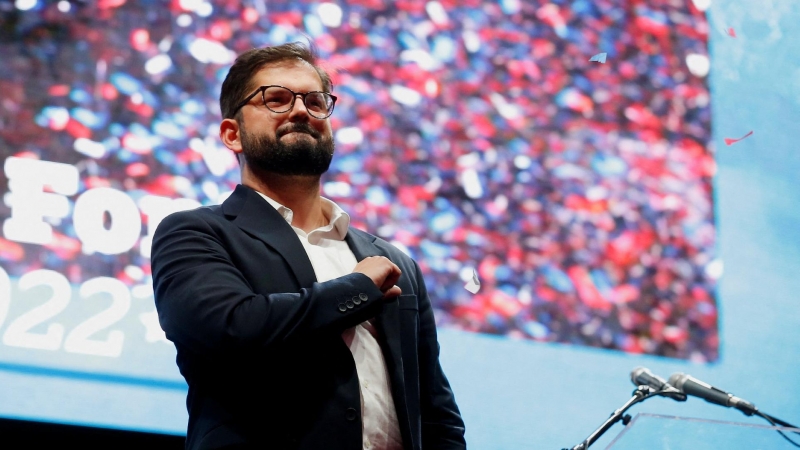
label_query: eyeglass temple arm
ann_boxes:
[230,88,264,117]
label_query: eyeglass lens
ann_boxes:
[263,86,333,117]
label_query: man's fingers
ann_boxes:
[380,267,401,291]
[382,285,402,299]
[353,256,402,292]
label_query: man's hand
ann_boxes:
[352,256,402,299]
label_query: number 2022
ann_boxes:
[0,267,131,358]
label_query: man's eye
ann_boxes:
[306,97,324,110]
[265,95,290,105]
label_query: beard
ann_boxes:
[239,121,335,177]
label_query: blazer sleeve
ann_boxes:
[151,210,384,357]
[413,260,467,449]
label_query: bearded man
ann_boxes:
[151,42,466,450]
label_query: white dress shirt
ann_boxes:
[256,192,403,450]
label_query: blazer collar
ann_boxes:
[344,227,383,260]
[222,184,318,288]
[221,185,392,287]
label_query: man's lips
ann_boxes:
[282,130,312,137]
[278,125,319,139]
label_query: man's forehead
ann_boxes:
[252,59,323,88]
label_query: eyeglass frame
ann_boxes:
[230,85,338,119]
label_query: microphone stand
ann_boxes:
[755,410,800,447]
[759,412,800,432]
[564,385,669,450]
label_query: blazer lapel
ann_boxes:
[221,185,317,289]
[344,230,403,365]
[346,230,414,448]
[344,231,403,358]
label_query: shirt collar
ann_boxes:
[255,191,350,243]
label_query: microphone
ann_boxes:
[630,367,686,401]
[668,373,757,415]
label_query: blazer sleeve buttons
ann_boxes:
[352,295,361,305]
[345,407,358,421]
[345,300,354,309]
[359,293,368,302]
[338,303,347,313]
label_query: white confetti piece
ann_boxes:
[465,269,481,294]
[589,52,607,63]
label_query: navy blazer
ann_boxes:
[151,185,466,450]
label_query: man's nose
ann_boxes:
[288,94,311,118]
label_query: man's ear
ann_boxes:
[220,118,243,157]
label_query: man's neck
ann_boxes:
[242,166,327,233]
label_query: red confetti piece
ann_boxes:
[508,59,542,80]
[724,130,753,145]
[315,34,338,54]
[141,174,180,197]
[611,285,640,304]
[130,29,150,52]
[126,98,154,117]
[270,11,303,27]
[536,4,567,30]
[64,118,91,139]
[0,237,25,261]
[241,8,259,24]
[567,266,612,312]
[488,289,522,317]
[48,85,70,96]
[101,83,118,100]
[115,269,137,286]
[176,148,203,163]
[662,326,688,345]
[84,176,112,189]
[209,21,233,41]
[98,0,125,9]
[14,151,39,159]
[126,162,150,177]
[727,27,736,38]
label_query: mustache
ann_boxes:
[277,123,321,139]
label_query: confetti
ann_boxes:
[589,52,607,63]
[724,130,754,145]
[0,0,717,361]
[727,27,736,38]
[464,269,481,294]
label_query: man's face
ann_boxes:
[237,60,335,176]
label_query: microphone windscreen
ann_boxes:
[668,372,685,390]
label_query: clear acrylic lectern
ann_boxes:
[605,413,800,450]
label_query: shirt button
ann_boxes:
[346,300,354,309]
[363,380,369,388]
[338,303,347,313]
[352,295,361,305]
[345,407,357,421]
[359,293,368,302]
[365,439,371,449]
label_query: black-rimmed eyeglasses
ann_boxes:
[231,85,337,119]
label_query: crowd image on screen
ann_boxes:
[0,0,718,361]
